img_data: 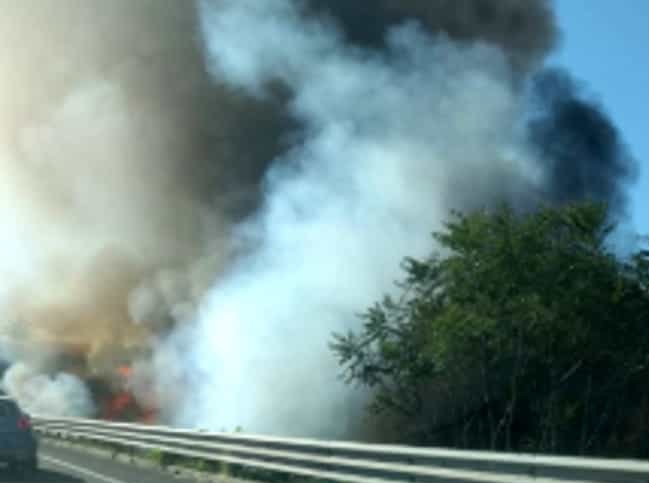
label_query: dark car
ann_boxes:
[0,397,37,475]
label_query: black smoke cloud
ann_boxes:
[527,69,637,214]
[306,0,558,73]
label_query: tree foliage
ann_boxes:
[332,202,649,456]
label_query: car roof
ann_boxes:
[0,396,21,407]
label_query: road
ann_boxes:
[0,441,202,483]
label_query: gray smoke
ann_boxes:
[0,0,636,433]
[0,0,286,414]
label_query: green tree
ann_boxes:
[332,202,649,456]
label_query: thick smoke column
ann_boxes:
[0,0,636,431]
[0,0,286,415]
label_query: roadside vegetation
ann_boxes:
[332,201,649,458]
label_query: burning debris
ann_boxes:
[0,0,637,436]
[92,365,158,422]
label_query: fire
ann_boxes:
[98,364,159,423]
[117,365,133,378]
[103,391,134,420]
[140,408,157,424]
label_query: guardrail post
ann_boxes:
[127,444,135,463]
[408,456,417,483]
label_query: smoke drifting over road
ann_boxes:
[0,0,636,435]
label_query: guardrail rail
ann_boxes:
[33,416,649,483]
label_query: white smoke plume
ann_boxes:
[173,0,542,436]
[2,362,94,417]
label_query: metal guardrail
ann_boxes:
[33,416,649,483]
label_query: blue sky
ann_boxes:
[552,0,649,233]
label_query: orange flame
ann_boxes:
[117,365,133,378]
[99,364,158,424]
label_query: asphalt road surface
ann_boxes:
[0,441,201,483]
